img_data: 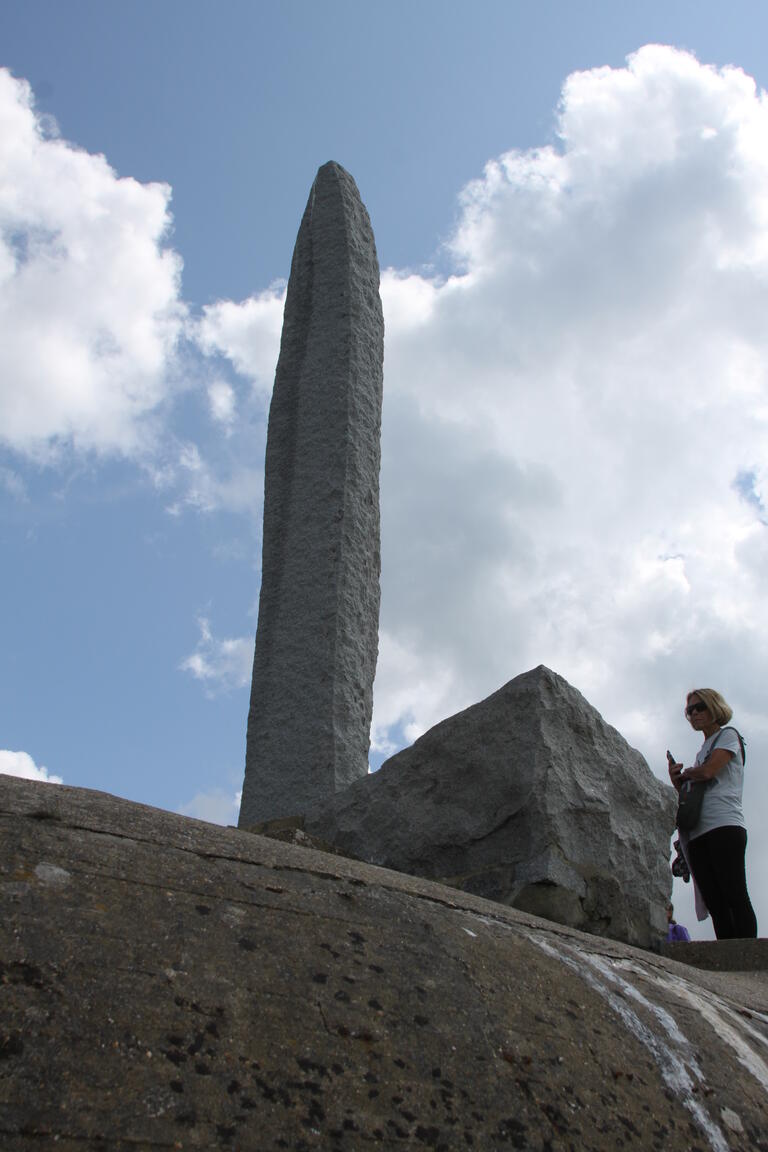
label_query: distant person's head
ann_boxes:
[685,689,732,727]
[666,902,675,923]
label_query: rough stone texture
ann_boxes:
[2,775,768,1152]
[306,665,677,948]
[240,161,384,827]
[663,939,768,972]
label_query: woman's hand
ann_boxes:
[667,758,684,791]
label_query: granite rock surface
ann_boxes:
[307,665,677,947]
[2,774,767,1152]
[240,160,383,827]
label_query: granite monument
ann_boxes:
[239,162,384,827]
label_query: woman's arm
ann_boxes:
[680,748,733,783]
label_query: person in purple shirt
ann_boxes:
[666,902,691,942]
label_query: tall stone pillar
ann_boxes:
[238,162,384,827]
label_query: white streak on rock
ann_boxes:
[34,862,71,886]
[529,935,729,1152]
[654,973,768,1093]
[584,953,703,1078]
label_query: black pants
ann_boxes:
[687,825,757,939]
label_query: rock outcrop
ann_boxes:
[2,774,767,1151]
[240,161,384,827]
[306,666,677,947]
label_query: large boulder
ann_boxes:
[307,665,676,947]
[2,774,767,1152]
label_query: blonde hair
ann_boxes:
[686,689,733,725]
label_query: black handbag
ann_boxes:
[675,779,710,831]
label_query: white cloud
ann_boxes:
[159,441,264,516]
[0,68,185,462]
[0,463,27,499]
[207,379,236,428]
[0,749,63,784]
[178,788,241,825]
[180,616,252,694]
[369,45,768,763]
[196,287,284,393]
[370,629,459,754]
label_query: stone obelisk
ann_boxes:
[238,162,384,827]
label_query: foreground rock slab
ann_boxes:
[308,665,677,948]
[2,775,767,1152]
[240,160,384,827]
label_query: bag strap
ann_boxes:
[711,726,746,765]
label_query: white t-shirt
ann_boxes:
[689,726,746,839]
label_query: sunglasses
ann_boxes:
[685,702,708,717]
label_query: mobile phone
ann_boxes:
[666,750,676,765]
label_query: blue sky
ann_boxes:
[2,1,768,939]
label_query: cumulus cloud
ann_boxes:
[368,46,768,739]
[0,68,185,462]
[197,45,768,755]
[196,288,284,393]
[0,749,63,784]
[180,616,252,694]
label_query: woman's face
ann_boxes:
[685,693,711,730]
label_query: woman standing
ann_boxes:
[668,689,757,939]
